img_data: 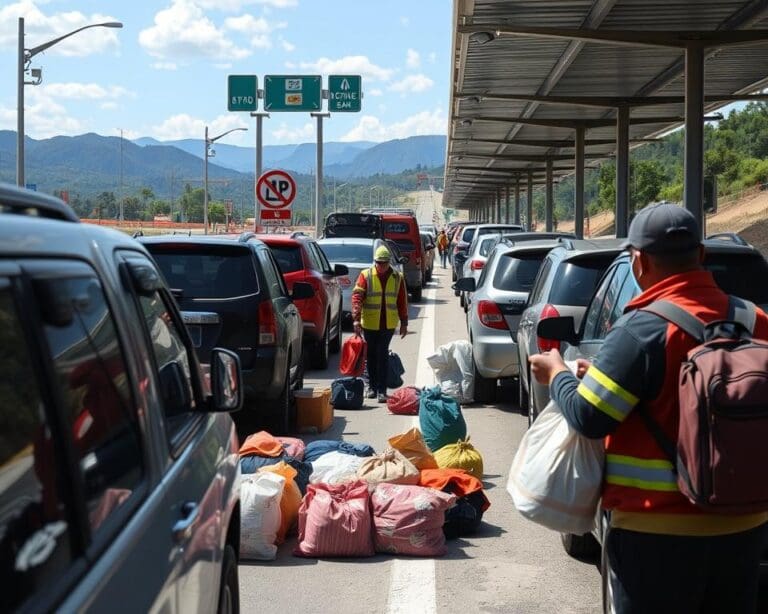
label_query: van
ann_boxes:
[381,213,424,301]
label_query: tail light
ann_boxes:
[258,300,277,345]
[338,275,352,288]
[537,303,561,352]
[477,300,509,330]
[470,259,485,270]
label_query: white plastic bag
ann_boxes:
[240,472,284,560]
[309,451,368,485]
[506,399,604,534]
[426,340,474,403]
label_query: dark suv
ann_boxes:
[141,234,312,433]
[0,185,243,613]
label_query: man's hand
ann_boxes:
[575,358,591,379]
[353,321,362,337]
[529,349,569,386]
[399,324,408,339]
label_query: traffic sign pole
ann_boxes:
[311,112,330,238]
[250,111,269,232]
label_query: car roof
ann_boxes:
[139,234,266,248]
[317,237,377,246]
[553,237,626,258]
[497,239,564,254]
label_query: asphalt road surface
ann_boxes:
[238,191,604,613]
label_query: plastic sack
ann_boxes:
[259,461,302,544]
[387,351,405,389]
[388,428,438,470]
[434,437,484,478]
[294,480,375,557]
[340,335,367,377]
[356,449,420,485]
[426,340,474,403]
[240,472,284,560]
[309,451,368,485]
[418,386,468,452]
[371,484,456,556]
[506,399,604,534]
[276,436,306,461]
[239,430,284,457]
[387,387,421,415]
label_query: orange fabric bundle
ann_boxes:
[239,430,285,458]
[259,461,302,543]
[418,468,490,512]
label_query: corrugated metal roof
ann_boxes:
[444,0,768,210]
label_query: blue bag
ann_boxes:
[331,377,365,409]
[303,440,342,463]
[387,351,405,389]
[418,386,467,452]
[337,441,376,457]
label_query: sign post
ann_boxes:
[256,169,296,227]
[328,75,362,112]
[264,75,322,112]
[227,75,258,112]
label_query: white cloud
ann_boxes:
[0,89,84,138]
[150,113,250,143]
[271,121,314,143]
[139,0,250,61]
[340,108,446,142]
[406,49,420,69]
[214,62,233,69]
[0,1,121,56]
[369,88,383,97]
[389,74,434,94]
[42,82,134,101]
[101,101,118,110]
[298,55,393,82]
[195,0,297,9]
[284,60,297,69]
[152,61,178,70]
[223,13,286,49]
[280,38,295,52]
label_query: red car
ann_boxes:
[256,232,347,369]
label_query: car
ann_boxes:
[324,212,382,239]
[459,233,503,310]
[141,234,311,434]
[317,237,406,323]
[255,232,347,369]
[381,213,426,301]
[451,223,525,283]
[533,236,768,607]
[420,231,436,282]
[455,240,563,403]
[0,184,243,614]
[517,238,625,422]
[420,223,438,238]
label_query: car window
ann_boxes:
[582,265,620,341]
[461,227,476,243]
[548,256,614,306]
[149,246,258,299]
[0,285,77,612]
[528,257,553,305]
[303,243,323,271]
[309,243,333,274]
[40,276,144,536]
[269,245,304,273]
[319,242,372,264]
[259,250,288,298]
[594,263,632,339]
[704,252,768,306]
[493,252,547,292]
[479,237,498,257]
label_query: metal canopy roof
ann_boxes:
[444,0,768,211]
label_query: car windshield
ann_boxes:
[269,245,304,273]
[149,246,258,299]
[493,253,546,292]
[318,242,372,264]
[549,256,615,306]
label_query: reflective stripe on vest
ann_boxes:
[360,268,400,330]
[605,453,678,492]
[577,365,639,422]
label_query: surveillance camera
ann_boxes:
[209,148,216,157]
[30,68,42,79]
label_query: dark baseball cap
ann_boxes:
[621,203,701,254]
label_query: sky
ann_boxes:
[0,0,452,147]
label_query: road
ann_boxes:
[239,190,602,613]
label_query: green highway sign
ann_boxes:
[227,75,258,112]
[328,75,362,112]
[264,75,322,112]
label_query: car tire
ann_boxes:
[411,286,422,302]
[272,361,295,434]
[312,318,330,369]
[217,544,239,614]
[452,268,457,282]
[329,308,342,354]
[293,352,305,391]
[518,372,530,418]
[561,531,600,560]
[473,362,497,404]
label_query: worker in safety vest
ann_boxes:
[437,230,450,268]
[351,245,408,402]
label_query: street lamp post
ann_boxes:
[334,181,348,212]
[204,126,248,234]
[17,17,122,187]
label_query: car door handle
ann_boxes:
[172,502,199,543]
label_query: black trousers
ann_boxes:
[606,523,767,614]
[363,328,394,394]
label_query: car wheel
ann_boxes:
[293,352,305,391]
[459,293,465,309]
[452,268,457,282]
[329,308,342,354]
[312,318,330,369]
[601,532,617,614]
[473,361,496,404]
[561,531,600,559]
[217,544,239,614]
[411,286,422,302]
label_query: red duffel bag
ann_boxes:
[387,386,421,415]
[340,334,367,376]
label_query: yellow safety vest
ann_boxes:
[356,267,402,330]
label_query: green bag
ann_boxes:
[418,386,467,452]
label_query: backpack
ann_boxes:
[641,296,768,514]
[387,351,405,389]
[331,377,365,410]
[340,335,367,377]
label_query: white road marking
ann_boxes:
[386,282,438,614]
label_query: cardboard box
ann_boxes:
[295,387,333,433]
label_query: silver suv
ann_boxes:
[517,238,624,422]
[0,185,243,613]
[456,240,563,403]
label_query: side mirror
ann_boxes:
[399,255,410,265]
[454,277,476,292]
[536,316,580,346]
[126,262,164,297]
[209,348,243,412]
[291,281,314,301]
[334,263,349,276]
[426,244,435,251]
[158,361,192,416]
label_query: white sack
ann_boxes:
[426,340,474,404]
[309,451,368,485]
[240,472,284,560]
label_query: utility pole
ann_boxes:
[118,128,124,221]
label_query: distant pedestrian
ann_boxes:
[437,229,449,268]
[351,245,408,403]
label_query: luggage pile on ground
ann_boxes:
[426,340,475,403]
[237,387,490,560]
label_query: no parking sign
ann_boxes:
[257,169,296,225]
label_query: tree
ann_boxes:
[208,203,226,224]
[180,186,205,222]
[96,191,117,218]
[597,162,616,212]
[631,160,666,211]
[122,196,143,220]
